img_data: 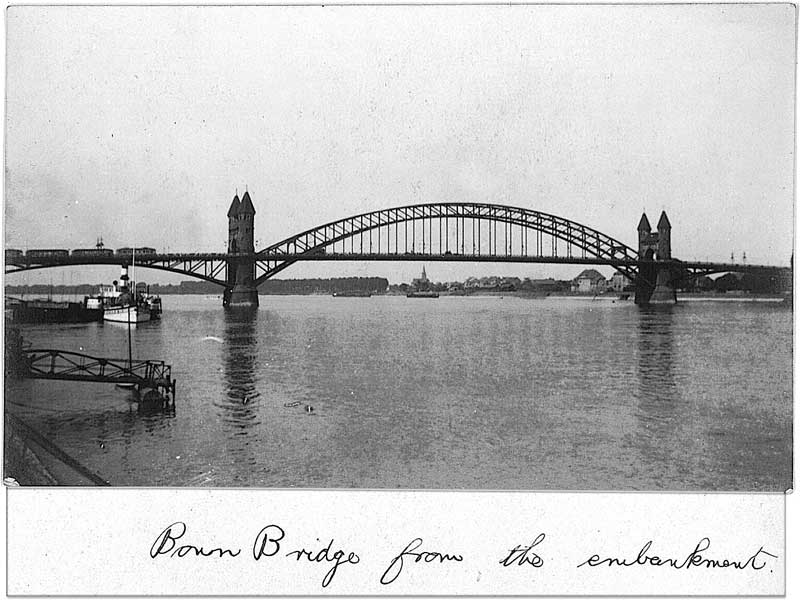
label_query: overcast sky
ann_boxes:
[4,5,795,285]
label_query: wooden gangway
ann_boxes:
[23,349,176,405]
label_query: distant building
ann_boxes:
[499,277,521,291]
[572,269,607,293]
[411,267,431,291]
[522,278,561,293]
[609,271,631,292]
[532,278,559,291]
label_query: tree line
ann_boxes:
[5,277,390,296]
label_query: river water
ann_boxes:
[5,294,792,490]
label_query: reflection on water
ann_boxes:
[636,305,677,418]
[219,308,261,432]
[5,295,792,490]
[633,306,682,485]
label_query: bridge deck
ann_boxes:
[7,251,786,268]
[5,251,790,290]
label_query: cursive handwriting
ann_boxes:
[577,538,778,571]
[285,539,360,588]
[252,526,359,588]
[499,533,546,568]
[149,522,778,589]
[380,538,463,585]
[252,524,286,559]
[150,521,241,559]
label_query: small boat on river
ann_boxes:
[5,297,103,324]
[406,291,439,298]
[85,266,161,323]
[332,291,372,297]
[103,303,151,323]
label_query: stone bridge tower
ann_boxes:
[635,210,677,305]
[224,190,259,307]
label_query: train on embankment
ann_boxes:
[5,247,157,262]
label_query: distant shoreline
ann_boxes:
[7,288,789,301]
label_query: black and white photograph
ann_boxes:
[4,4,795,595]
[3,5,793,494]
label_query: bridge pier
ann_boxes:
[636,264,677,305]
[648,267,677,304]
[635,211,677,306]
[227,282,259,307]
[225,190,259,308]
[635,261,656,305]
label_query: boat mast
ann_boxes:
[127,305,133,372]
[128,247,135,371]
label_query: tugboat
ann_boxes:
[99,268,150,323]
[136,282,162,319]
[85,266,161,323]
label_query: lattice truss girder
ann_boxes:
[4,255,231,286]
[254,202,640,284]
[7,205,790,288]
[157,257,228,283]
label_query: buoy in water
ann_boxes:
[305,405,314,413]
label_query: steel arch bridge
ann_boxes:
[251,202,642,286]
[7,200,789,296]
[5,202,646,286]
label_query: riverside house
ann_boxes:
[572,269,607,293]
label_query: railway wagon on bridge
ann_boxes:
[5,249,23,262]
[26,249,70,259]
[116,247,157,256]
[72,248,114,257]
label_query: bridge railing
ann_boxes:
[24,349,174,391]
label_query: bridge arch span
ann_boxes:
[254,202,640,285]
[5,202,644,290]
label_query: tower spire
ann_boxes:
[239,189,255,215]
[227,191,241,218]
